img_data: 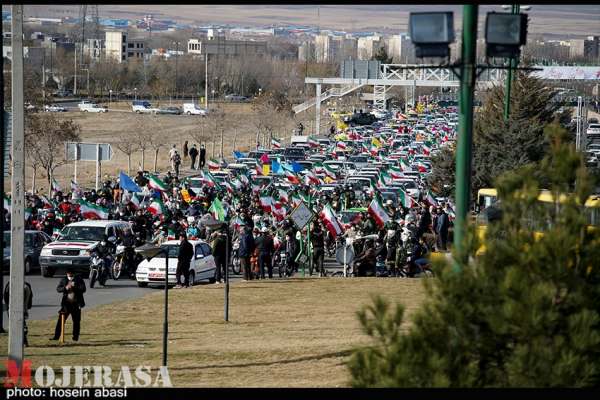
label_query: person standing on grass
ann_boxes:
[172,151,182,177]
[176,233,194,288]
[51,270,86,342]
[189,144,199,170]
[199,144,206,170]
[255,226,275,279]
[210,227,227,284]
[239,225,256,281]
[183,140,189,160]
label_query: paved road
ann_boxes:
[1,256,344,326]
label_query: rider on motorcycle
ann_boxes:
[95,234,115,278]
[353,239,377,277]
[121,229,136,277]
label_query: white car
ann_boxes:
[183,103,208,116]
[135,240,217,287]
[587,123,600,136]
[44,104,67,112]
[78,102,108,113]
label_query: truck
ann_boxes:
[132,100,159,114]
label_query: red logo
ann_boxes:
[4,359,32,388]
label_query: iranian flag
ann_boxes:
[389,166,404,179]
[251,182,261,194]
[320,204,344,239]
[51,177,61,193]
[78,199,109,220]
[278,189,289,203]
[148,174,168,191]
[207,159,220,171]
[3,194,10,212]
[259,195,273,213]
[379,171,392,187]
[201,171,217,188]
[336,141,347,150]
[422,143,431,155]
[426,190,438,207]
[272,202,287,221]
[130,194,141,210]
[221,180,234,194]
[304,170,321,185]
[285,170,301,185]
[416,163,427,173]
[368,197,390,229]
[400,159,410,171]
[255,162,263,176]
[148,198,165,216]
[271,138,282,149]
[71,180,81,194]
[231,178,243,190]
[323,164,337,179]
[238,174,249,185]
[290,194,302,208]
[308,136,319,148]
[399,190,417,209]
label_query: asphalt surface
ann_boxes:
[1,257,343,326]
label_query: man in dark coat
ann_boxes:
[210,228,227,283]
[199,145,207,169]
[51,270,86,341]
[189,145,199,170]
[255,227,275,279]
[310,223,326,277]
[417,203,432,239]
[134,170,149,188]
[176,234,194,288]
[435,207,450,251]
[238,226,256,281]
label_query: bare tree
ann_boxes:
[149,119,168,173]
[25,114,80,191]
[114,135,140,175]
[132,114,154,170]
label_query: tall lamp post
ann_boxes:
[136,244,171,366]
[502,5,530,121]
[134,87,138,101]
[109,89,113,108]
[173,41,180,99]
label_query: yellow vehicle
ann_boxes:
[475,188,600,255]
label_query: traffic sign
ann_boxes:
[289,201,314,231]
[66,142,113,161]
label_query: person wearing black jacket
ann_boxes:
[188,145,199,170]
[176,234,194,288]
[51,271,86,341]
[238,226,256,281]
[210,229,227,283]
[310,223,326,277]
[4,281,33,346]
[255,227,275,279]
[199,145,206,169]
[121,229,136,278]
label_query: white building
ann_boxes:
[387,34,416,64]
[105,31,145,63]
[298,41,315,62]
[357,35,383,60]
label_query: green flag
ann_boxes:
[209,197,226,221]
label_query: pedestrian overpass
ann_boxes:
[295,63,600,135]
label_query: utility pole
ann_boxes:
[0,24,5,334]
[205,54,208,110]
[9,3,26,369]
[453,4,478,268]
[503,4,521,121]
[174,42,180,99]
[74,46,77,95]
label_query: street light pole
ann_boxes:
[163,249,169,367]
[174,42,179,100]
[453,4,478,268]
[503,4,521,121]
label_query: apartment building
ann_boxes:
[105,31,145,62]
[357,35,383,60]
[187,30,267,57]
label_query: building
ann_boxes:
[83,38,105,62]
[298,41,315,62]
[338,36,358,61]
[387,34,416,64]
[357,35,383,60]
[570,36,600,60]
[314,33,342,63]
[105,31,145,62]
[187,33,267,57]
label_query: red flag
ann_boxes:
[260,153,270,164]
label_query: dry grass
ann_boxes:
[0,278,427,387]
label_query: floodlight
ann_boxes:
[485,12,528,58]
[409,12,455,58]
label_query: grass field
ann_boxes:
[0,278,427,387]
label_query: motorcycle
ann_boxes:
[230,240,241,275]
[89,252,110,288]
[112,245,125,280]
[273,247,289,278]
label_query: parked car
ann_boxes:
[24,102,37,112]
[157,106,182,115]
[78,102,108,113]
[3,230,53,275]
[44,104,67,112]
[224,94,248,102]
[587,123,600,136]
[54,89,73,98]
[135,240,217,287]
[183,103,208,116]
[132,100,159,114]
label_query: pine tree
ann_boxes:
[428,71,571,199]
[348,124,600,387]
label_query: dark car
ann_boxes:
[157,106,182,115]
[53,89,73,98]
[283,147,306,162]
[3,230,53,275]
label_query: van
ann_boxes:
[132,100,158,114]
[183,103,208,116]
[39,220,133,277]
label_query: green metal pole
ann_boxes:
[503,4,521,121]
[307,192,312,276]
[453,4,478,269]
